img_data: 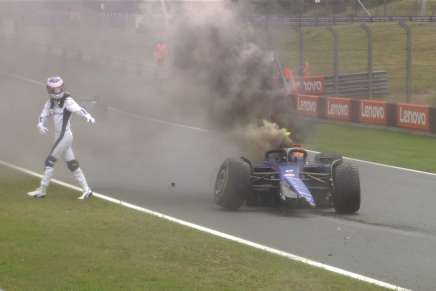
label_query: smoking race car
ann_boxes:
[214,147,360,214]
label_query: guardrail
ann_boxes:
[295,94,436,134]
[324,71,389,99]
[286,16,436,26]
[296,71,389,99]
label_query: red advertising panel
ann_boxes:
[397,103,430,131]
[326,97,352,121]
[296,94,319,117]
[359,99,387,125]
[301,76,325,95]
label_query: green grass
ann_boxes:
[277,22,436,104]
[304,121,436,173]
[0,166,386,291]
[368,0,436,17]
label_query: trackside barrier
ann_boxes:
[359,99,387,125]
[295,72,388,99]
[299,76,325,95]
[295,94,320,117]
[397,103,430,132]
[296,94,436,133]
[325,97,352,121]
[286,16,436,26]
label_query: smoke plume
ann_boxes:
[0,1,297,196]
[153,1,294,157]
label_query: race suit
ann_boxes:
[38,93,92,192]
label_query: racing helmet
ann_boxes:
[46,76,64,99]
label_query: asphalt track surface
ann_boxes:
[2,50,436,291]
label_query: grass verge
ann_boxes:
[304,121,436,173]
[0,165,386,291]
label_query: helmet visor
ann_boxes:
[47,86,63,95]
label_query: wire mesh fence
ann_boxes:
[246,0,436,17]
[267,16,436,104]
[1,1,436,104]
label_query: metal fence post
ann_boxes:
[265,15,273,48]
[326,26,339,95]
[361,23,373,98]
[399,21,412,102]
[297,25,305,81]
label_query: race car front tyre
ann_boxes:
[333,162,360,214]
[214,158,250,210]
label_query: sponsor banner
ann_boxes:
[397,103,430,131]
[300,76,325,95]
[326,97,352,121]
[296,95,319,117]
[359,100,387,125]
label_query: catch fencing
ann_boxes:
[3,2,436,104]
[323,71,389,98]
[261,1,436,18]
[293,71,388,99]
[265,16,436,104]
[286,16,436,26]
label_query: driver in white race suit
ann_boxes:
[27,76,96,199]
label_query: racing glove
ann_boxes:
[85,114,96,125]
[37,122,48,135]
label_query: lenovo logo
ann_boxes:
[399,109,426,125]
[300,77,325,95]
[296,95,319,117]
[360,100,386,125]
[297,99,317,113]
[328,103,349,116]
[397,104,429,131]
[326,97,351,120]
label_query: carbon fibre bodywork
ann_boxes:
[244,148,339,209]
[215,147,360,212]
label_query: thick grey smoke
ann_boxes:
[155,1,294,156]
[0,1,294,197]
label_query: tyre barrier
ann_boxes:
[295,94,436,133]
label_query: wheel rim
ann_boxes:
[215,166,228,200]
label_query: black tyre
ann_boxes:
[315,152,343,164]
[214,158,251,210]
[333,162,360,214]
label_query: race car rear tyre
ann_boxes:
[333,162,360,214]
[214,158,250,210]
[315,152,343,164]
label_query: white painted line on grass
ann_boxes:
[0,158,410,291]
[3,71,436,177]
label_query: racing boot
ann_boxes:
[78,190,93,200]
[27,186,46,198]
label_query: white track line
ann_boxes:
[0,71,208,133]
[0,159,409,291]
[107,106,209,133]
[346,157,436,177]
[3,70,435,178]
[0,71,45,86]
[306,150,436,177]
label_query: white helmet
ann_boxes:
[46,76,64,99]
